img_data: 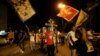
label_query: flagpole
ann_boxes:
[62,19,63,30]
[24,23,30,31]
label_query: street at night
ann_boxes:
[0,0,100,56]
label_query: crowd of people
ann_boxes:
[5,19,97,56]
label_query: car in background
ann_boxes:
[0,30,9,46]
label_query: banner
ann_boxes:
[10,0,36,22]
[57,5,79,22]
[75,10,88,27]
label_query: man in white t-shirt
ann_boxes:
[67,26,88,56]
[67,26,78,56]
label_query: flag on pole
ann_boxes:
[75,10,88,27]
[10,0,36,22]
[57,5,79,22]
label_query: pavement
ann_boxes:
[0,40,100,56]
[0,44,21,56]
[0,40,71,56]
[56,42,71,56]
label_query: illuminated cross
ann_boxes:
[45,19,57,27]
[45,19,57,31]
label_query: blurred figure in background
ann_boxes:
[36,29,42,44]
[86,29,97,56]
[29,30,35,51]
[40,27,47,52]
[60,31,65,45]
[87,29,94,42]
[18,30,25,53]
[14,30,19,45]
[7,29,14,46]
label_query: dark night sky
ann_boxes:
[27,0,100,32]
[1,0,100,32]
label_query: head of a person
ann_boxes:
[72,26,77,31]
[42,27,47,32]
[38,29,41,33]
[47,27,52,32]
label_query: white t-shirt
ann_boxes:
[67,31,78,46]
[68,31,78,42]
[29,33,35,42]
[30,35,35,42]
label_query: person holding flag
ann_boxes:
[67,25,88,56]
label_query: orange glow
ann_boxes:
[58,3,66,9]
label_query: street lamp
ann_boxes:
[58,3,66,9]
[57,3,67,31]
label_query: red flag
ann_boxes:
[57,5,79,22]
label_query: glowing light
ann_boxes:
[58,3,66,9]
